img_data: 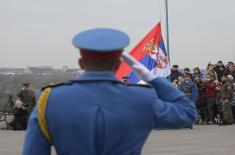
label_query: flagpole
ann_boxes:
[165,0,170,64]
[233,48,235,63]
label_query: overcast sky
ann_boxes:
[1,0,235,69]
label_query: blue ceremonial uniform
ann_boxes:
[23,72,197,155]
[23,28,197,155]
[179,79,198,103]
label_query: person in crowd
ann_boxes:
[217,75,234,125]
[179,72,198,103]
[225,61,234,69]
[200,74,220,124]
[213,61,226,82]
[8,99,28,130]
[227,75,234,82]
[193,67,205,81]
[224,64,235,82]
[171,76,183,89]
[170,64,182,82]
[206,63,218,82]
[172,79,179,88]
[226,75,235,121]
[179,72,198,129]
[178,76,184,86]
[193,67,206,124]
[183,67,190,73]
[17,83,36,116]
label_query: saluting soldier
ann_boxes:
[23,28,197,155]
[179,72,198,103]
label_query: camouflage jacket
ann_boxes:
[218,80,234,101]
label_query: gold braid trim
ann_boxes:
[38,88,53,144]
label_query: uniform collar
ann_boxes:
[185,79,192,83]
[72,71,121,82]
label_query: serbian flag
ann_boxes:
[116,22,171,83]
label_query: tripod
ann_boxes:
[0,95,14,129]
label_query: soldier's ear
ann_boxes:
[78,58,85,69]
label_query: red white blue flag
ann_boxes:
[116,22,171,83]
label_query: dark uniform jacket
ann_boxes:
[217,80,234,124]
[218,80,234,102]
[17,89,36,115]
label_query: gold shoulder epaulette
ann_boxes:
[37,88,53,144]
[41,81,73,91]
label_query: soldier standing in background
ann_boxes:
[217,76,234,125]
[179,72,198,103]
[179,72,198,128]
[17,83,36,116]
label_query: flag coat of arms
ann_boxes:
[116,22,171,83]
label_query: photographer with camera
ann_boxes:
[8,83,36,130]
[8,99,28,130]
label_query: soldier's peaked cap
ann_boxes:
[72,28,130,52]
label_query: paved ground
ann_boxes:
[0,125,235,155]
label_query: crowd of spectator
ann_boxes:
[171,61,235,126]
[4,61,235,130]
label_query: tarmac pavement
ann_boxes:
[0,125,234,155]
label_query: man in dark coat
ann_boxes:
[213,61,226,82]
[170,65,182,82]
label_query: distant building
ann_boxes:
[0,68,25,75]
[27,66,54,75]
[0,66,82,75]
[62,65,80,73]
